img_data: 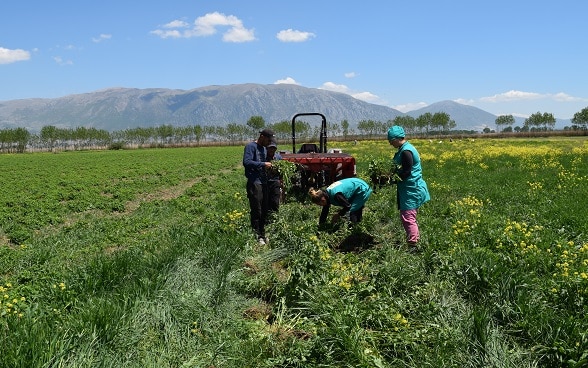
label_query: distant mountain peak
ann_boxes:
[0,84,403,132]
[5,83,560,132]
[407,100,497,129]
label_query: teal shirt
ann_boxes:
[325,178,372,212]
[393,141,430,210]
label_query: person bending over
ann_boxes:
[308,177,372,225]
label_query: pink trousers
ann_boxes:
[400,209,419,244]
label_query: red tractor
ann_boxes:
[280,113,356,194]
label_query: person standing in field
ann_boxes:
[243,128,274,245]
[265,137,282,222]
[308,177,372,225]
[387,125,430,253]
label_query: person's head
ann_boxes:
[387,126,406,148]
[267,138,277,156]
[258,128,275,147]
[309,187,328,206]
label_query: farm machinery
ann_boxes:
[279,113,356,196]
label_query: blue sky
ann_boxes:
[1,0,587,119]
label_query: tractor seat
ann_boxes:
[298,143,319,153]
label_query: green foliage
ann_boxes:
[525,111,557,130]
[572,106,588,128]
[366,155,400,187]
[495,114,515,128]
[108,141,124,150]
[270,159,298,191]
[247,115,266,131]
[1,138,588,367]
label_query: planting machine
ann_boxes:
[280,113,356,194]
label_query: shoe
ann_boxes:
[258,237,266,245]
[407,245,421,254]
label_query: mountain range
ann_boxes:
[0,83,569,132]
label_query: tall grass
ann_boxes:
[1,138,587,367]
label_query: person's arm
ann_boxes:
[243,144,268,170]
[397,150,414,180]
[243,144,257,167]
[333,192,351,216]
[319,204,330,224]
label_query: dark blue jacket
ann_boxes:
[243,141,268,184]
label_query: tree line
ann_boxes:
[494,107,588,133]
[0,111,456,153]
[1,107,587,154]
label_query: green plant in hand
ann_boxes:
[367,156,400,186]
[271,159,298,191]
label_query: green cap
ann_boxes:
[387,126,405,140]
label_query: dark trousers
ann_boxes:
[247,181,267,238]
[349,206,365,224]
[265,180,281,222]
[319,205,364,225]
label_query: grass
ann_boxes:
[1,137,588,367]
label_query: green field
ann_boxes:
[1,137,587,367]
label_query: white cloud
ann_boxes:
[480,90,542,102]
[223,26,255,43]
[475,90,588,117]
[92,34,112,43]
[274,77,299,85]
[0,47,30,64]
[480,90,588,104]
[392,102,428,113]
[53,56,73,66]
[351,91,380,103]
[164,20,190,29]
[193,12,234,36]
[344,72,357,78]
[276,29,315,42]
[454,98,474,105]
[551,92,585,102]
[151,29,182,39]
[319,82,385,104]
[450,89,588,119]
[151,12,255,42]
[319,82,350,94]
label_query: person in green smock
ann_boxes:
[387,126,430,253]
[308,177,372,225]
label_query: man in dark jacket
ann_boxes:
[242,128,274,245]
